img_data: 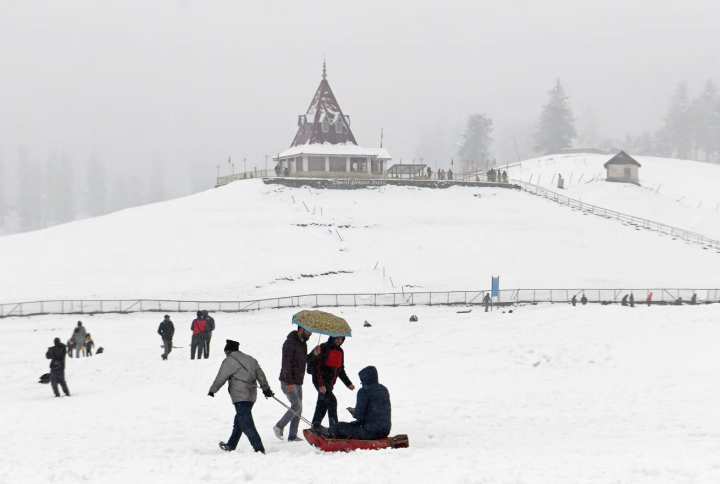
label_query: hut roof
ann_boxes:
[604,151,642,168]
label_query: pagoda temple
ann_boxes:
[274,63,391,178]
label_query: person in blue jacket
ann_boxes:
[330,366,391,440]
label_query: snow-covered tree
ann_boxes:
[457,114,493,173]
[535,80,576,154]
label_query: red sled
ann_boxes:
[303,429,409,453]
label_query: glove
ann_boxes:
[208,391,214,397]
[262,388,274,399]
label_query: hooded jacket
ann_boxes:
[307,337,352,391]
[279,330,307,385]
[353,366,391,438]
[209,350,270,403]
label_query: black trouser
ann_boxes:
[312,388,338,428]
[162,338,172,358]
[226,401,264,452]
[332,421,386,440]
[204,332,212,358]
[191,335,205,359]
[85,344,93,356]
[50,370,70,397]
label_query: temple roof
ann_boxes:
[290,63,358,147]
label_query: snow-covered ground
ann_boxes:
[1,180,720,304]
[4,304,720,484]
[509,154,720,239]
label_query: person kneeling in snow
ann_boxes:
[208,339,274,453]
[331,366,391,440]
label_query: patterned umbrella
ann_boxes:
[292,310,352,337]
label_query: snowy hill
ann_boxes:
[1,179,720,304]
[509,154,720,239]
[7,304,720,484]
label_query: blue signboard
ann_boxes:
[491,276,500,298]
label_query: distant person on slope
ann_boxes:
[208,339,274,453]
[273,326,312,442]
[203,310,215,358]
[190,311,208,360]
[308,336,355,431]
[73,321,87,358]
[46,338,70,397]
[158,315,175,360]
[331,366,391,440]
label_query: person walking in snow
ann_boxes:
[73,321,87,358]
[67,338,76,358]
[621,294,629,306]
[46,337,70,397]
[331,366,391,440]
[581,293,588,305]
[571,294,577,307]
[190,311,208,360]
[308,336,355,431]
[273,326,312,442]
[158,315,175,360]
[482,292,491,312]
[203,310,215,358]
[629,293,635,308]
[208,339,274,453]
[84,333,95,356]
[447,169,453,180]
[646,291,653,306]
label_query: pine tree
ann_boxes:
[457,114,493,173]
[535,80,577,154]
[86,155,107,216]
[660,82,692,159]
[0,150,6,228]
[44,154,75,226]
[17,147,43,232]
[691,80,719,161]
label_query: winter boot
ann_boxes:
[218,442,233,452]
[272,426,283,440]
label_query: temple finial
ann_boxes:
[322,57,327,80]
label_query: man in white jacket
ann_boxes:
[208,339,274,453]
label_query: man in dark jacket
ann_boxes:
[190,312,207,360]
[208,339,274,453]
[203,310,215,359]
[331,366,391,440]
[46,338,70,397]
[307,336,354,430]
[273,326,312,441]
[158,315,175,360]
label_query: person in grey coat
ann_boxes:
[73,321,87,358]
[208,339,274,453]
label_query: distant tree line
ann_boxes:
[0,149,212,236]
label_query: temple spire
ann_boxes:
[322,58,327,80]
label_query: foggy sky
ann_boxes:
[1,0,719,179]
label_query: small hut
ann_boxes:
[604,151,641,185]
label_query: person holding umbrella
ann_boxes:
[291,310,355,432]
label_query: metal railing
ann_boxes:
[216,169,274,187]
[513,179,720,252]
[1,288,718,319]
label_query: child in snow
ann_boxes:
[67,339,76,358]
[85,333,95,357]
